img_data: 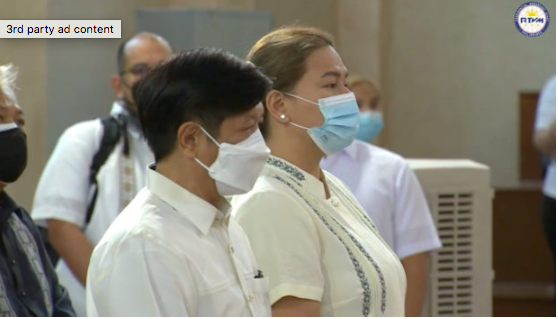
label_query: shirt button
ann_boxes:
[11,260,16,265]
[20,291,26,297]
[229,246,235,254]
[248,295,254,302]
[331,197,340,207]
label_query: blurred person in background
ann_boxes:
[0,63,75,316]
[31,32,172,316]
[533,74,556,257]
[321,77,441,316]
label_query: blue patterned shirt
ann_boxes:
[0,191,75,316]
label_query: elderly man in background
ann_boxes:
[0,63,75,316]
[31,32,173,316]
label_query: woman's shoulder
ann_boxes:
[231,172,315,223]
[232,174,303,210]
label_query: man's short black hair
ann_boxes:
[133,47,272,162]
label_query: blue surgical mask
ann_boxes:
[357,111,384,142]
[285,92,360,155]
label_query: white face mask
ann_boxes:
[195,126,271,196]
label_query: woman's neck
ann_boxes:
[266,134,323,181]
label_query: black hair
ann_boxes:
[133,47,272,162]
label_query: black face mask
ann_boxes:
[0,127,27,183]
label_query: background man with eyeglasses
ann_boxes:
[31,32,173,316]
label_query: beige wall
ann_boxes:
[2,0,555,209]
[254,0,337,38]
[381,0,556,186]
[335,0,386,144]
[336,0,382,83]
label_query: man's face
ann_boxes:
[115,38,172,112]
[0,91,26,188]
[197,104,265,168]
[0,91,25,129]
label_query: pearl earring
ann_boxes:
[280,114,286,120]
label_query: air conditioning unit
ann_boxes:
[406,159,494,317]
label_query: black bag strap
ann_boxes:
[84,115,128,225]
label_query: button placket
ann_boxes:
[225,228,257,315]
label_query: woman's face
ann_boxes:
[350,82,380,112]
[284,45,350,129]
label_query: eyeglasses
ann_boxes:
[120,64,152,77]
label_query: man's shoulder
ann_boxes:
[54,118,106,151]
[95,189,204,260]
[353,140,407,165]
[55,116,122,154]
[62,118,103,138]
[95,190,157,246]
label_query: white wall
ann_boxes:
[381,0,556,186]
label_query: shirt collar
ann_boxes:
[110,101,142,139]
[265,155,328,199]
[146,166,229,235]
[0,191,17,224]
[343,140,359,160]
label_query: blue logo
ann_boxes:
[515,2,550,37]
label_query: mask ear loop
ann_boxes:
[282,93,315,131]
[194,158,211,171]
[284,92,319,106]
[194,125,220,173]
[289,122,310,130]
[197,125,221,147]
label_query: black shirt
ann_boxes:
[0,191,75,316]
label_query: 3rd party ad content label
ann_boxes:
[0,20,121,38]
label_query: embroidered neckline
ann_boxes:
[271,174,373,316]
[266,157,306,182]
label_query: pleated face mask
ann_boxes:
[286,92,360,155]
[195,126,270,196]
[356,111,384,142]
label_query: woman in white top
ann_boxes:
[231,25,406,317]
[320,77,441,316]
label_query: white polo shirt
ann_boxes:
[321,141,441,259]
[535,75,556,198]
[32,102,153,316]
[86,167,271,316]
[232,156,406,317]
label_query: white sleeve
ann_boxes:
[535,75,556,130]
[86,233,196,316]
[233,189,324,305]
[32,121,101,227]
[393,162,442,259]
